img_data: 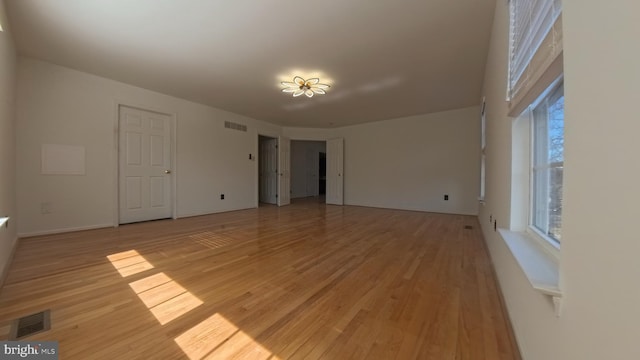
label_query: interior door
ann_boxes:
[259,137,278,204]
[326,138,344,205]
[278,136,291,206]
[119,106,172,224]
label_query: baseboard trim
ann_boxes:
[343,202,479,216]
[177,207,257,219]
[0,236,19,290]
[18,223,114,238]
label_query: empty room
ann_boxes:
[0,0,638,359]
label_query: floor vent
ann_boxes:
[9,310,51,340]
[464,225,473,229]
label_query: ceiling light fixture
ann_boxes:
[281,76,330,98]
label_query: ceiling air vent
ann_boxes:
[224,121,247,132]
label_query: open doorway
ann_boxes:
[290,140,327,203]
[258,135,278,205]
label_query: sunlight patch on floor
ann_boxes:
[108,250,203,325]
[107,250,154,277]
[128,272,203,325]
[175,313,279,360]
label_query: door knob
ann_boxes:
[165,170,172,174]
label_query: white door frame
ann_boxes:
[255,134,345,207]
[326,138,344,205]
[113,101,177,227]
[255,132,281,207]
[285,136,343,205]
[277,136,291,206]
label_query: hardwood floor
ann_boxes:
[0,199,520,359]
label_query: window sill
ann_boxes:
[497,228,563,316]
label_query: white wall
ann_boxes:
[340,107,481,215]
[15,57,482,236]
[561,0,640,358]
[480,0,640,359]
[290,140,325,199]
[15,58,280,236]
[284,109,481,215]
[0,0,17,284]
[282,126,338,142]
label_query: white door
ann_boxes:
[119,106,172,224]
[326,138,344,205]
[278,136,291,206]
[259,137,278,204]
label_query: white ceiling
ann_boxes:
[5,0,496,128]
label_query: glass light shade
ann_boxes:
[293,76,306,86]
[281,76,330,98]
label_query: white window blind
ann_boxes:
[509,0,562,116]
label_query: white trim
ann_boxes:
[527,225,560,257]
[177,207,255,219]
[18,223,114,238]
[0,236,18,289]
[532,162,563,171]
[528,80,564,245]
[255,131,281,207]
[498,228,563,316]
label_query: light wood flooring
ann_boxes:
[0,199,520,359]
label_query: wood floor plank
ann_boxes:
[0,199,520,359]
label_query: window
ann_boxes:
[530,81,564,243]
[504,0,563,304]
[508,0,564,248]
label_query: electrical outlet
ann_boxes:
[220,194,225,200]
[444,194,449,201]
